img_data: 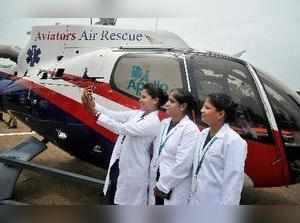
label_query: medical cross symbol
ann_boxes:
[26,45,41,67]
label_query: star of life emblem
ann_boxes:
[26,45,41,67]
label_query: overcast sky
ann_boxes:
[0,2,299,91]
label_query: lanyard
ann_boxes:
[158,123,176,155]
[195,136,217,176]
[137,112,146,122]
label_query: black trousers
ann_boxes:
[155,196,165,205]
[106,159,119,205]
[155,168,172,205]
[0,95,3,121]
[155,169,164,205]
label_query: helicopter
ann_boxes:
[0,23,300,194]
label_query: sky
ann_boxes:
[0,1,299,91]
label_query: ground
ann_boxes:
[0,113,106,205]
[1,113,300,205]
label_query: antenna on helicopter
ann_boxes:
[94,18,117,26]
[82,67,104,81]
[82,67,89,79]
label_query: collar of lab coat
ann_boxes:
[177,115,190,127]
[206,123,229,139]
[163,115,190,137]
[140,110,159,119]
[196,123,230,166]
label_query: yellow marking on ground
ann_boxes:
[0,131,36,137]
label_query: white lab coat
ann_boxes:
[189,124,247,205]
[95,103,160,205]
[149,116,199,205]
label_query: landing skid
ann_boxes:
[0,136,105,205]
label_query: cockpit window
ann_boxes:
[186,54,272,143]
[111,54,183,98]
[256,68,300,148]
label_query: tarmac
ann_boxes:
[0,112,107,205]
[1,112,300,205]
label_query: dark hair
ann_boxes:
[206,93,236,123]
[169,88,196,114]
[143,83,168,108]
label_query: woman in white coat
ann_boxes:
[81,83,168,205]
[189,93,247,205]
[149,88,199,205]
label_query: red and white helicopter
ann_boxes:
[0,22,300,202]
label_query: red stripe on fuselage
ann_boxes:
[0,71,120,142]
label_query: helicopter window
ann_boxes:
[111,54,183,97]
[186,54,272,143]
[256,69,300,149]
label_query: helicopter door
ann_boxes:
[186,54,289,187]
[110,53,187,102]
[256,68,300,183]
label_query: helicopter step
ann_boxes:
[0,136,105,205]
